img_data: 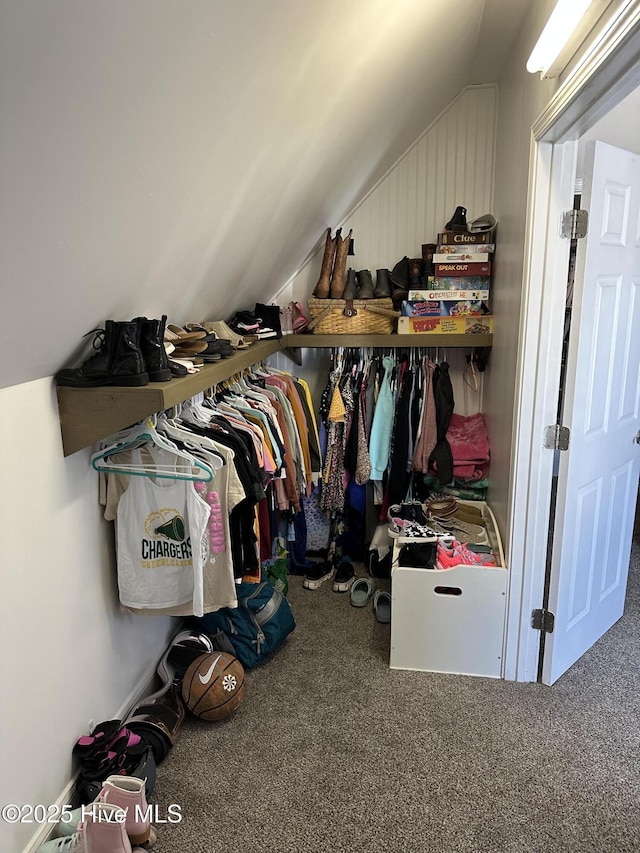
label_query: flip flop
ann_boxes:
[164,325,207,342]
[350,577,375,607]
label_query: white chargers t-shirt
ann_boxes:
[116,452,210,614]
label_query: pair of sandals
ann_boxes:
[350,577,391,623]
[202,320,252,349]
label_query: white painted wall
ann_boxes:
[0,379,174,853]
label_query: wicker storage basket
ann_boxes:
[307,297,399,335]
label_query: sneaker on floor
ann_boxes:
[332,557,356,592]
[303,561,334,590]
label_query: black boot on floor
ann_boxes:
[56,321,149,387]
[136,315,171,382]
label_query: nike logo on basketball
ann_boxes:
[198,654,222,684]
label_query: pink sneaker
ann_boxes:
[55,776,156,847]
[39,802,144,852]
[436,543,496,569]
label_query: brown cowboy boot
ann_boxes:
[312,228,338,298]
[330,228,352,298]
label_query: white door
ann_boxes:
[542,140,640,685]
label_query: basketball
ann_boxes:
[181,652,246,721]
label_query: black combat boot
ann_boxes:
[56,321,148,387]
[110,320,150,385]
[136,315,171,382]
[56,326,113,387]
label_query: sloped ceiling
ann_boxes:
[0,0,530,388]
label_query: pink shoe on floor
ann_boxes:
[55,777,156,847]
[39,802,148,853]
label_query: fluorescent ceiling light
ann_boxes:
[526,0,594,76]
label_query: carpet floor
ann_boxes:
[149,516,640,853]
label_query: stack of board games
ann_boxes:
[398,225,495,334]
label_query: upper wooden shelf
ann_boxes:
[285,332,493,348]
[56,331,492,456]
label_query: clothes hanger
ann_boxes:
[91,418,214,481]
[463,352,479,392]
[156,414,224,470]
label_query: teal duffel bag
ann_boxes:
[193,580,295,668]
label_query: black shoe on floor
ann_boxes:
[333,557,356,592]
[303,561,334,590]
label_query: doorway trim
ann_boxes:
[507,0,640,682]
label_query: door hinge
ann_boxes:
[561,208,588,239]
[532,608,555,633]
[544,424,570,450]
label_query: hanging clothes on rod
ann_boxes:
[312,345,490,565]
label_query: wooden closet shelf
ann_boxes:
[285,332,493,348]
[56,332,492,456]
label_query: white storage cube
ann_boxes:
[389,501,507,678]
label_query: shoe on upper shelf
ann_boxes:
[201,320,252,349]
[164,324,207,342]
[289,301,309,333]
[55,321,149,388]
[229,310,278,340]
[444,204,468,232]
[254,303,282,339]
